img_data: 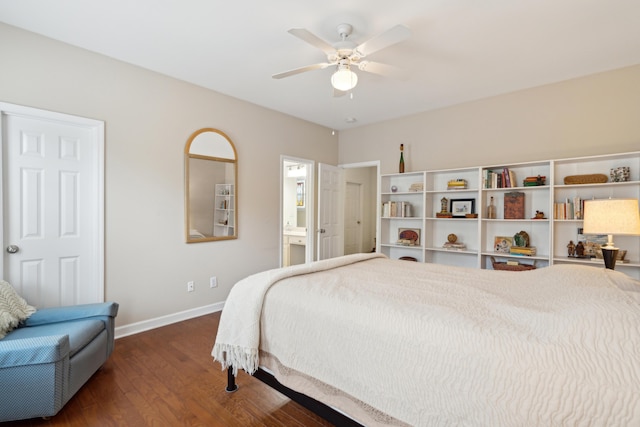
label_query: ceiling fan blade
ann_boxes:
[272,63,332,79]
[357,61,409,80]
[355,24,411,57]
[288,28,335,55]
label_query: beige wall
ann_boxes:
[0,23,338,326]
[339,65,640,173]
[2,21,639,328]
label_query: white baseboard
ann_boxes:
[114,302,224,339]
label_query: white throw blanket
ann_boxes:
[212,252,385,375]
[213,256,640,425]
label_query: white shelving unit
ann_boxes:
[377,152,640,279]
[480,160,552,270]
[425,167,480,268]
[214,184,235,237]
[552,152,640,278]
[380,172,426,262]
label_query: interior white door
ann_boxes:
[2,107,104,307]
[317,163,344,260]
[344,182,362,255]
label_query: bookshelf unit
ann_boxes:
[380,172,426,262]
[425,167,480,268]
[213,184,235,237]
[480,160,552,270]
[377,151,640,279]
[552,152,640,278]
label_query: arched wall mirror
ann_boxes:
[185,128,238,243]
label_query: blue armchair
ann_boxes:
[0,302,119,422]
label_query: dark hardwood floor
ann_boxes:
[8,312,334,427]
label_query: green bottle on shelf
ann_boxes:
[399,144,405,173]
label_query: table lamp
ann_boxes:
[582,198,640,269]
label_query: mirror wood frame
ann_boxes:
[185,128,238,243]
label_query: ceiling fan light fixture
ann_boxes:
[331,67,358,91]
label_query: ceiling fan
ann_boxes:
[272,23,411,95]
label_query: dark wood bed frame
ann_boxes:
[226,367,364,426]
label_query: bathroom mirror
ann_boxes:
[185,128,237,243]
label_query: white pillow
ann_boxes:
[0,280,36,339]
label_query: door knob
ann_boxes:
[318,229,326,234]
[6,245,19,254]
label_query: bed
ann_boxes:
[212,253,640,426]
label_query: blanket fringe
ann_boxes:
[212,343,259,376]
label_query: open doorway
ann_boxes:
[281,156,314,267]
[341,162,379,255]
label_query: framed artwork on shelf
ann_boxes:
[398,228,420,246]
[504,192,525,219]
[450,199,475,218]
[494,236,513,253]
[577,227,608,257]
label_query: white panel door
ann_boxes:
[2,108,104,307]
[317,163,344,260]
[344,182,362,255]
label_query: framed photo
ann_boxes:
[450,198,475,217]
[398,228,420,246]
[494,236,512,253]
[577,227,608,257]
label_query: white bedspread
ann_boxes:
[213,256,640,426]
[212,253,385,374]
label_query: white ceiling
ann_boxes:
[1,0,639,130]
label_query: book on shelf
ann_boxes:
[483,168,516,189]
[447,179,467,190]
[510,246,537,256]
[436,212,453,218]
[554,197,583,220]
[503,168,513,188]
[523,175,546,186]
[590,257,630,264]
[443,242,467,250]
[382,201,412,218]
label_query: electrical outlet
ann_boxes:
[187,281,194,292]
[210,276,217,288]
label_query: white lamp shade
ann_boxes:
[583,199,640,235]
[331,68,358,91]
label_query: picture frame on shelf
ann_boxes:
[398,228,420,246]
[504,192,525,219]
[577,227,608,258]
[494,236,512,253]
[450,199,475,218]
[585,236,608,258]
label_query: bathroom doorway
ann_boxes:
[281,156,314,267]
